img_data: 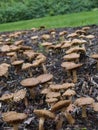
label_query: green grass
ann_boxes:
[0,10,98,32]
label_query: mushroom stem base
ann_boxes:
[82,105,87,118]
[39,117,45,130]
[13,124,18,130]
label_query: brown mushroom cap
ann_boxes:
[0,45,10,52]
[14,40,24,46]
[20,77,40,88]
[34,109,55,119]
[37,74,53,83]
[63,53,80,61]
[71,39,87,45]
[41,88,50,94]
[74,97,94,106]
[0,63,10,77]
[0,93,13,102]
[41,42,53,47]
[11,60,24,66]
[61,62,82,70]
[46,98,58,103]
[51,100,71,112]
[22,63,33,70]
[13,89,26,102]
[67,33,78,38]
[82,26,90,31]
[93,103,98,112]
[2,111,27,123]
[41,34,50,40]
[62,89,76,97]
[86,35,95,39]
[66,46,86,54]
[46,92,61,98]
[90,54,98,59]
[31,36,38,40]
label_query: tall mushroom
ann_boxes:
[74,97,94,118]
[34,109,55,130]
[2,111,27,130]
[61,62,82,83]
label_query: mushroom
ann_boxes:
[2,111,27,130]
[45,98,58,107]
[13,89,28,107]
[90,54,98,70]
[74,97,94,118]
[59,31,67,41]
[37,73,53,88]
[34,109,55,130]
[22,63,34,77]
[32,53,47,73]
[93,103,98,112]
[63,53,80,62]
[11,60,24,73]
[62,89,76,100]
[31,36,38,44]
[41,34,50,41]
[61,62,82,83]
[23,50,36,61]
[0,63,10,78]
[86,35,95,45]
[6,52,17,62]
[66,46,86,54]
[20,77,40,98]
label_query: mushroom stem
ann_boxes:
[64,112,75,125]
[67,70,71,77]
[39,117,45,130]
[29,88,36,99]
[13,124,18,130]
[72,69,77,83]
[82,105,87,118]
[97,60,98,70]
[56,114,64,130]
[41,63,47,74]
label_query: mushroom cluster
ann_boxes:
[0,25,98,130]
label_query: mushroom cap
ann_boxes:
[0,63,10,77]
[41,42,53,47]
[14,40,24,46]
[0,45,10,52]
[93,103,98,112]
[22,63,33,70]
[62,89,76,96]
[74,97,94,106]
[82,26,90,31]
[2,111,27,123]
[23,50,36,60]
[41,88,50,94]
[41,34,50,40]
[37,74,53,83]
[10,45,20,51]
[59,31,67,36]
[61,62,82,70]
[11,60,24,66]
[46,92,61,98]
[63,53,80,60]
[46,98,58,103]
[20,77,40,88]
[50,83,75,91]
[51,100,71,112]
[67,33,78,38]
[61,43,71,49]
[90,54,98,59]
[86,35,94,39]
[34,109,55,119]
[31,36,38,40]
[6,52,16,57]
[66,46,86,54]
[0,93,13,101]
[71,39,87,45]
[13,89,26,102]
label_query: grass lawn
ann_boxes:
[0,10,98,32]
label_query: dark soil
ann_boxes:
[0,24,98,130]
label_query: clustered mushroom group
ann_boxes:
[0,26,98,130]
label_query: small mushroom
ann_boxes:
[34,109,55,130]
[61,62,82,83]
[74,97,94,118]
[0,63,10,78]
[20,77,40,98]
[62,89,76,100]
[2,111,27,130]
[63,53,80,62]
[90,54,98,70]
